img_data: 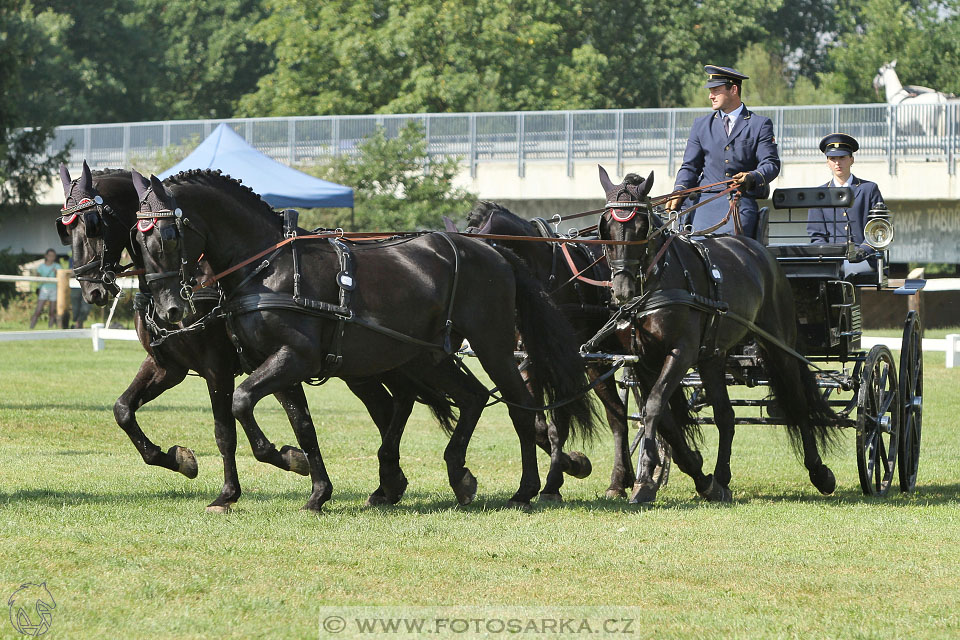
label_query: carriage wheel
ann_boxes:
[621,367,671,489]
[856,345,901,496]
[898,311,923,492]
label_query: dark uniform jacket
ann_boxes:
[674,106,780,237]
[806,176,883,247]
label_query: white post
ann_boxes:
[947,334,959,368]
[91,323,105,352]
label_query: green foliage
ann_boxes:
[732,43,843,106]
[0,0,69,208]
[0,248,32,306]
[299,122,475,232]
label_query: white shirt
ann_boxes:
[721,104,746,129]
[832,175,852,187]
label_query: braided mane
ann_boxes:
[92,168,132,179]
[163,169,277,220]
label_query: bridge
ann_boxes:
[13,103,960,263]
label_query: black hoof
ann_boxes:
[566,451,593,479]
[381,471,408,504]
[810,465,836,495]
[280,445,309,476]
[506,499,533,512]
[539,492,562,503]
[169,446,198,479]
[364,493,392,507]
[697,475,731,502]
[453,469,478,506]
[629,481,659,504]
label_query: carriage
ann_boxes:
[614,186,925,497]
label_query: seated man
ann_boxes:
[806,133,884,279]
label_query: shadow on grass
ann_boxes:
[2,482,957,514]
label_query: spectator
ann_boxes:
[29,249,61,329]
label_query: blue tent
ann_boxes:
[159,123,354,209]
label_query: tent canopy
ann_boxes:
[159,123,353,209]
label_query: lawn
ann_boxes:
[1,339,958,639]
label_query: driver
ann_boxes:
[666,65,781,237]
[806,133,885,278]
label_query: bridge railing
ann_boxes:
[48,103,960,179]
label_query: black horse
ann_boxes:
[597,166,840,502]
[131,169,595,511]
[464,202,636,499]
[57,162,454,512]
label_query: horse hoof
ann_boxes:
[382,472,408,504]
[566,451,593,479]
[205,504,231,514]
[539,492,562,503]
[280,445,309,476]
[169,446,198,479]
[364,493,392,507]
[697,475,730,502]
[810,466,836,495]
[629,481,658,504]
[605,488,628,500]
[453,469,478,506]
[300,503,323,513]
[506,500,533,512]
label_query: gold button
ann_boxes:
[725,146,730,150]
[725,159,729,163]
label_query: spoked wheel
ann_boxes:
[856,345,901,496]
[620,367,671,489]
[898,311,923,492]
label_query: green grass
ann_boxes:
[1,340,959,638]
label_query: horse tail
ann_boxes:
[494,246,599,443]
[415,387,458,436]
[759,341,842,457]
[669,385,702,451]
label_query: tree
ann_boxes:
[0,0,69,209]
[237,0,780,115]
[298,122,476,232]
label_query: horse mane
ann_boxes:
[163,169,278,222]
[465,200,532,234]
[92,168,132,179]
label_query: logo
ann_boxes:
[8,582,56,637]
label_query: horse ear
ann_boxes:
[442,216,459,233]
[131,169,151,201]
[78,160,93,192]
[891,59,897,68]
[640,171,655,198]
[59,164,71,195]
[598,165,615,193]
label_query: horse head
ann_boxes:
[57,161,128,304]
[873,60,903,103]
[132,169,201,324]
[463,200,534,237]
[597,165,655,305]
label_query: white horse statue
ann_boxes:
[873,60,954,135]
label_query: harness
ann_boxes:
[57,193,126,294]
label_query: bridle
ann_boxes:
[57,189,125,294]
[602,182,661,284]
[135,190,203,314]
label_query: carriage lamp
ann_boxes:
[863,202,894,249]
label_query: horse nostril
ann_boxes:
[166,306,182,323]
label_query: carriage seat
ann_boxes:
[766,243,852,279]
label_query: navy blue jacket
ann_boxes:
[674,106,780,236]
[806,176,883,247]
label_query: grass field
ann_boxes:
[1,339,959,639]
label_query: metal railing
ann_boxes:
[48,102,960,178]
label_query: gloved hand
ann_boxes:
[665,191,687,212]
[851,246,873,263]
[732,171,756,191]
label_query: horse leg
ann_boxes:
[233,351,332,512]
[473,349,542,509]
[346,378,413,506]
[202,371,241,513]
[589,364,633,498]
[632,350,719,502]
[113,356,196,477]
[698,357,735,501]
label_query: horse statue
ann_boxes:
[596,165,842,503]
[130,169,597,512]
[56,161,458,512]
[873,60,954,135]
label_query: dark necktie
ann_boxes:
[725,115,733,136]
